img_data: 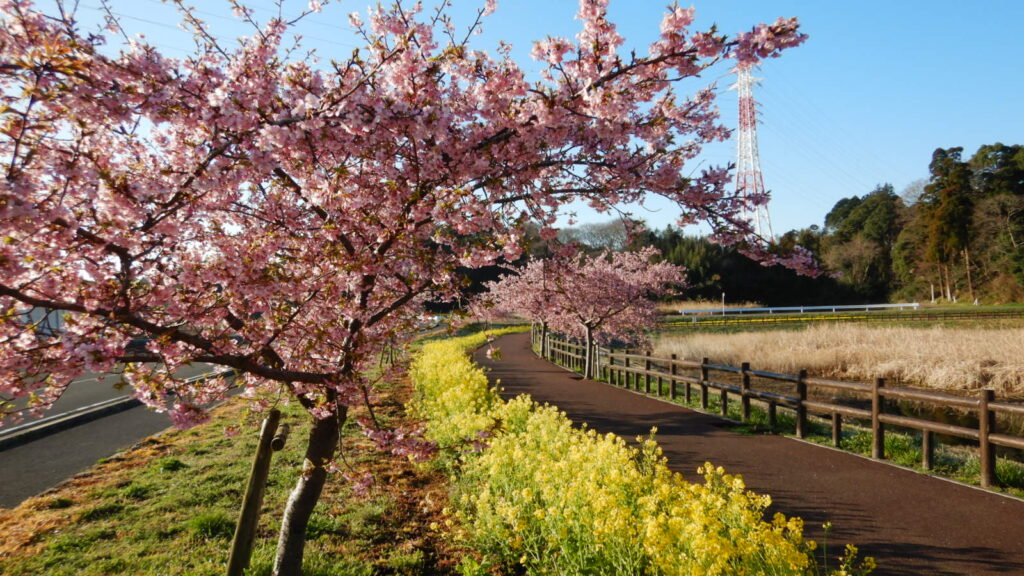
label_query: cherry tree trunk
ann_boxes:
[583,325,595,380]
[272,406,346,576]
[540,321,549,359]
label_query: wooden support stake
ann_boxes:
[228,409,283,576]
[768,402,777,429]
[271,423,290,452]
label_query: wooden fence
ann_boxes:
[533,328,1024,488]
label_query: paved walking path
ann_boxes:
[474,332,1024,576]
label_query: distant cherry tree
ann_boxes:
[486,247,684,378]
[0,0,804,572]
[475,245,581,358]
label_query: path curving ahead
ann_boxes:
[474,332,1024,576]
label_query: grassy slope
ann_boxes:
[0,372,459,576]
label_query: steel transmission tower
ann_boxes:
[730,66,774,240]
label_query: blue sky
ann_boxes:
[75,0,1024,235]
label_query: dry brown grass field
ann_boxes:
[656,299,761,314]
[653,323,1024,396]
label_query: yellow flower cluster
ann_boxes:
[408,328,522,449]
[411,330,873,576]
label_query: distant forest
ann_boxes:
[556,143,1024,307]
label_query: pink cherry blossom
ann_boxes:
[483,246,685,378]
[0,1,806,572]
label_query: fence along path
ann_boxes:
[542,330,1024,489]
[475,331,1024,576]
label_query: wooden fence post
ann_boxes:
[872,378,885,460]
[922,430,934,470]
[768,402,777,429]
[644,351,652,394]
[720,386,728,417]
[740,362,751,422]
[624,355,631,389]
[832,413,842,448]
[796,369,807,439]
[700,358,709,410]
[685,363,692,404]
[979,389,996,488]
[227,409,285,576]
[670,354,678,399]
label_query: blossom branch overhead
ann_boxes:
[1,2,806,570]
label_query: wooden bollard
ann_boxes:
[227,409,286,576]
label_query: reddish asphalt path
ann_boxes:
[474,332,1024,576]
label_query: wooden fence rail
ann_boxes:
[531,327,1024,488]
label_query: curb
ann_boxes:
[0,395,141,452]
[0,369,236,453]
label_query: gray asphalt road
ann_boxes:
[0,363,224,508]
[0,404,172,507]
[1,363,216,427]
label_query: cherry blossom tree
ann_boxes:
[0,0,805,572]
[474,244,579,358]
[486,247,683,378]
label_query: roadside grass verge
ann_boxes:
[0,372,460,575]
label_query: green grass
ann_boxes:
[0,384,460,575]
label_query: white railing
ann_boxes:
[677,302,920,316]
